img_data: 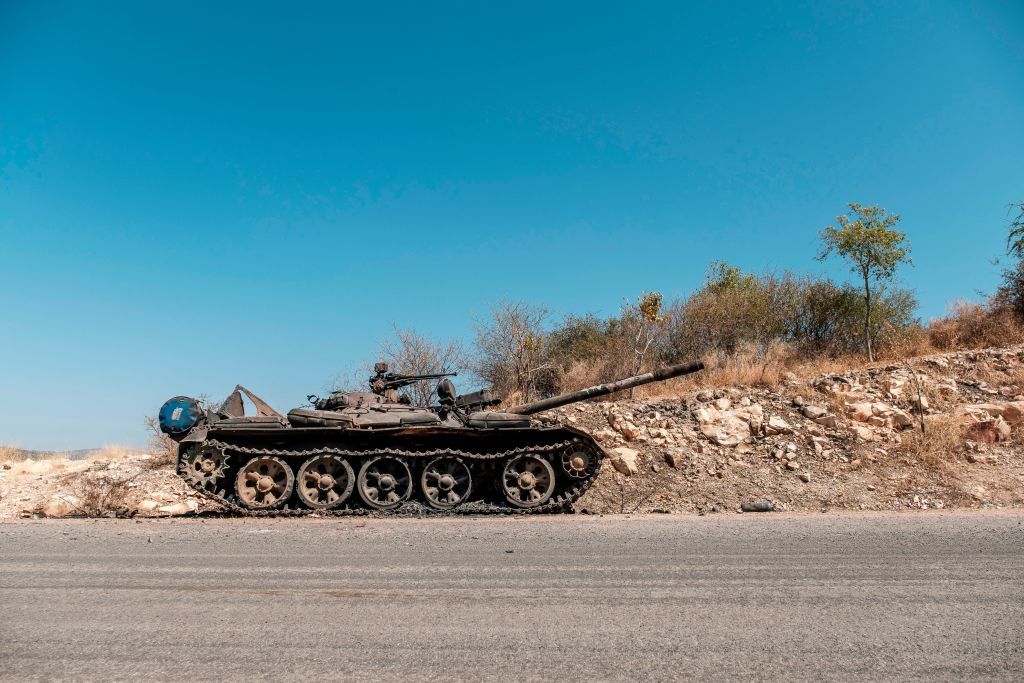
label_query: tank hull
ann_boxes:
[177,425,604,515]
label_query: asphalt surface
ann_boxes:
[1,512,1022,682]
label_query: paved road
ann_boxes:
[1,513,1022,681]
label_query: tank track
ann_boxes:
[178,438,602,517]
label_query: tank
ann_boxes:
[158,359,705,515]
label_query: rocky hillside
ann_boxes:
[560,346,1024,514]
[3,345,1023,518]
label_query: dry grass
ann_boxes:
[898,415,967,471]
[929,301,1024,351]
[0,445,29,463]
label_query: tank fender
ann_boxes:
[180,427,209,443]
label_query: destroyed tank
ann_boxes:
[157,360,704,514]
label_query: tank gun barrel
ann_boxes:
[506,360,705,415]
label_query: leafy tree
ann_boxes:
[996,201,1024,317]
[1004,201,1024,258]
[818,203,911,361]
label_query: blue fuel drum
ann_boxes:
[158,396,202,435]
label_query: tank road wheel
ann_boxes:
[180,444,230,493]
[357,456,412,510]
[421,456,472,510]
[561,445,598,479]
[296,456,355,510]
[502,454,556,509]
[236,456,294,510]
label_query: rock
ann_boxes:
[966,418,1012,444]
[713,397,732,411]
[766,416,793,434]
[696,390,714,403]
[740,500,775,512]
[813,414,838,429]
[696,408,752,446]
[42,495,79,518]
[607,412,639,441]
[792,395,806,407]
[871,402,895,416]
[785,461,801,470]
[139,499,160,511]
[608,447,640,476]
[801,405,827,420]
[663,450,687,468]
[888,410,914,429]
[2,462,11,470]
[156,499,200,516]
[797,472,810,483]
[849,402,874,422]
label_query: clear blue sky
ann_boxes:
[2,1,1022,450]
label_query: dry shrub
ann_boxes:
[929,301,1024,350]
[898,415,966,471]
[0,445,29,463]
[65,472,140,517]
[143,416,178,470]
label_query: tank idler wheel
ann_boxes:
[502,454,556,509]
[296,455,355,510]
[236,456,294,510]
[357,456,412,510]
[181,444,230,492]
[561,446,598,479]
[421,456,472,510]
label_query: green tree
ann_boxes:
[1004,201,1024,258]
[818,203,911,361]
[996,201,1024,316]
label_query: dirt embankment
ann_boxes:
[567,346,1024,514]
[2,345,1023,518]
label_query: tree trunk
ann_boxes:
[862,270,873,362]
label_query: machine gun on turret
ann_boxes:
[369,362,457,397]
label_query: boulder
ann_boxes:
[713,397,732,411]
[888,410,914,429]
[663,450,687,469]
[801,405,827,420]
[695,407,753,446]
[966,418,1012,444]
[852,425,877,441]
[156,499,200,516]
[813,415,838,429]
[849,402,874,422]
[766,416,793,434]
[608,447,640,476]
[42,495,79,518]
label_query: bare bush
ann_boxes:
[376,326,466,404]
[473,301,554,402]
[143,416,177,470]
[64,472,140,517]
